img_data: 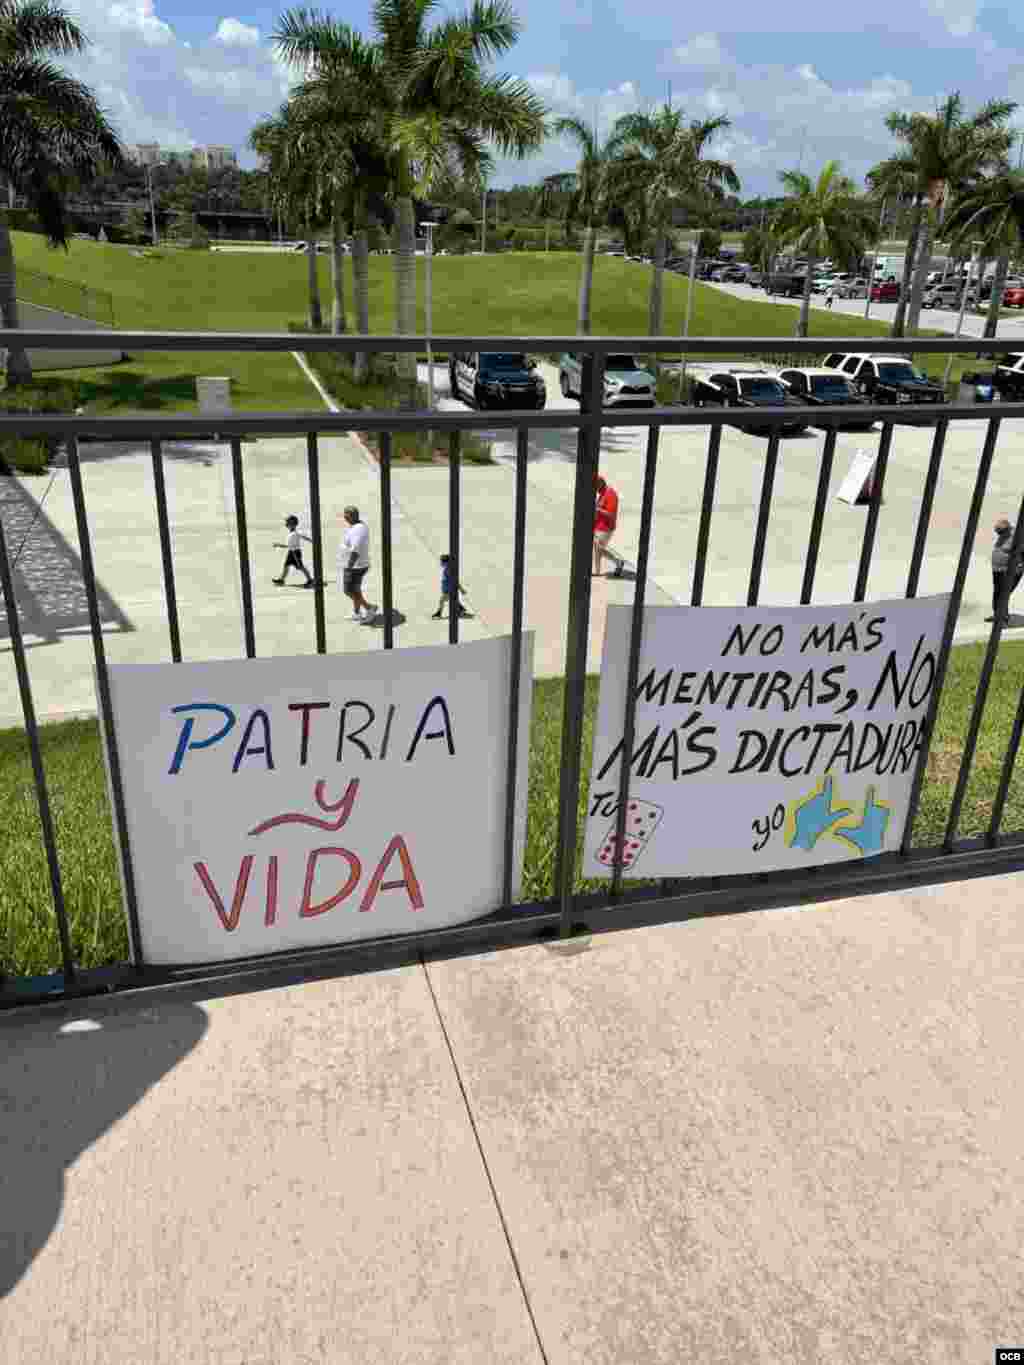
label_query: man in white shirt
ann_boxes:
[338,506,376,622]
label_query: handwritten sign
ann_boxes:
[98,636,534,965]
[583,598,949,878]
[836,447,879,505]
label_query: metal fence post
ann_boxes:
[553,345,605,936]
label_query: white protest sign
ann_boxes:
[583,598,949,879]
[836,447,878,505]
[99,635,533,965]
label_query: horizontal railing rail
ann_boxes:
[3,328,1024,1012]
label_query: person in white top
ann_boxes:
[272,515,314,587]
[338,506,376,622]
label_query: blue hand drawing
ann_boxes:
[789,775,853,851]
[836,786,891,856]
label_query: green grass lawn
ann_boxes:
[8,233,984,411]
[3,642,1023,979]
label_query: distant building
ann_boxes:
[127,144,238,171]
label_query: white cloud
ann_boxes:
[673,33,723,69]
[106,0,174,46]
[214,17,261,47]
[920,0,980,36]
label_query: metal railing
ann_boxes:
[2,328,1024,1011]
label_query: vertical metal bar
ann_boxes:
[306,433,326,654]
[553,347,605,932]
[690,424,721,606]
[905,417,948,599]
[902,417,1002,853]
[230,437,256,659]
[448,431,461,646]
[66,438,145,967]
[501,427,529,909]
[379,432,394,650]
[942,486,1024,851]
[747,431,780,605]
[987,669,1024,844]
[0,498,75,983]
[800,426,837,604]
[149,438,181,663]
[611,425,660,900]
[853,420,893,602]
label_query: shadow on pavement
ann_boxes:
[0,998,208,1298]
[74,439,222,468]
[0,474,134,648]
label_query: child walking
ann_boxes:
[432,554,472,619]
[272,515,315,587]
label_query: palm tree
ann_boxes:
[869,93,1017,339]
[773,161,878,337]
[275,0,547,403]
[945,170,1024,338]
[865,161,920,336]
[0,0,124,385]
[275,24,392,369]
[545,120,612,334]
[250,104,327,330]
[606,108,739,372]
[533,170,572,254]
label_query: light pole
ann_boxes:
[677,237,699,399]
[943,238,983,388]
[145,159,165,246]
[481,185,487,254]
[419,220,438,411]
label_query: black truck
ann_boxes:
[764,272,808,298]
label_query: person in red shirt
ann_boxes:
[593,476,625,577]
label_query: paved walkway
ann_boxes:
[2,870,1022,1364]
[2,355,1022,726]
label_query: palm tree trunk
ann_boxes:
[393,192,417,404]
[577,225,595,334]
[905,208,937,337]
[647,232,667,377]
[306,211,322,330]
[352,208,370,383]
[984,252,1010,338]
[0,209,32,386]
[796,255,814,338]
[891,195,923,338]
[330,193,347,337]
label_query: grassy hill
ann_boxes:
[6,232,952,413]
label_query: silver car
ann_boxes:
[559,351,657,406]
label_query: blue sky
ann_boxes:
[64,0,1024,195]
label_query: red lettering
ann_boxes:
[264,855,278,926]
[299,847,362,918]
[194,856,254,931]
[359,836,424,913]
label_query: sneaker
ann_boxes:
[350,611,363,621]
[457,607,472,617]
[432,611,443,619]
[303,580,315,589]
[272,577,285,585]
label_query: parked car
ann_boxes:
[811,274,841,294]
[449,351,546,410]
[1002,282,1024,308]
[836,277,868,299]
[922,282,964,309]
[746,270,764,287]
[870,280,901,302]
[559,352,656,406]
[689,368,809,435]
[721,264,750,282]
[821,353,947,414]
[777,368,875,430]
[765,272,808,297]
[995,352,1024,396]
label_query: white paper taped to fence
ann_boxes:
[583,598,949,879]
[99,636,534,965]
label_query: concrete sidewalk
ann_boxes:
[2,872,1022,1364]
[2,363,1023,727]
